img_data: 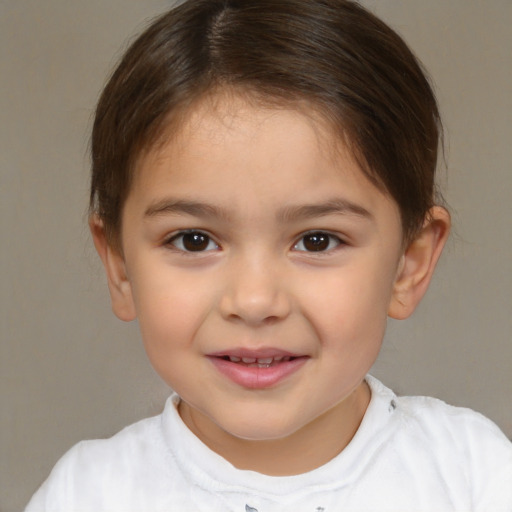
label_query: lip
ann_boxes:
[207,348,309,389]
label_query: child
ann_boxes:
[26,0,512,510]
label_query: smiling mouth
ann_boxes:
[208,351,308,388]
[218,355,297,368]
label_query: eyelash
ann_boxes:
[165,230,345,254]
[166,230,219,253]
[292,231,344,253]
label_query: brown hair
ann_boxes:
[90,0,442,247]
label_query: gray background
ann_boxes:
[1,1,511,510]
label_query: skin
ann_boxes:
[91,95,450,476]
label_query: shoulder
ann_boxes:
[395,391,511,455]
[25,401,175,511]
[367,375,511,452]
[69,410,164,471]
[368,377,512,509]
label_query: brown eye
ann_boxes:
[169,231,218,252]
[293,232,341,252]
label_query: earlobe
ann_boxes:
[89,215,137,322]
[388,206,450,320]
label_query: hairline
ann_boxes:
[104,85,393,251]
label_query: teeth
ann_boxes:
[225,355,295,366]
[256,357,273,364]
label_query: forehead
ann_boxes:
[128,94,400,228]
[137,93,359,186]
[144,91,356,166]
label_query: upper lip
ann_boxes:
[207,348,304,359]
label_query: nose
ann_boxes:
[219,254,292,326]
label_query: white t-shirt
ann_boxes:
[26,376,512,511]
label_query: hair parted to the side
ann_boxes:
[90,0,442,249]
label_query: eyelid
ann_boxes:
[165,229,220,252]
[292,230,346,253]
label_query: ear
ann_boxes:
[89,215,137,322]
[388,206,450,320]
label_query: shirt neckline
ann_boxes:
[160,375,398,497]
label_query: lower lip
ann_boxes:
[208,357,308,389]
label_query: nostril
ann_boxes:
[218,278,292,326]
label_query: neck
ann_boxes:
[178,381,370,476]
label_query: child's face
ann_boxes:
[114,96,406,445]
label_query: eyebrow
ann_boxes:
[277,198,372,223]
[144,197,372,222]
[144,199,231,220]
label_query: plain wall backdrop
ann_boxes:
[1,1,511,510]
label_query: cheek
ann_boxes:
[306,280,388,389]
[130,266,216,354]
[301,261,396,348]
[133,277,214,389]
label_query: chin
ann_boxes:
[219,414,304,442]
